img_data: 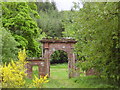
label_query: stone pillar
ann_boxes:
[39,61,46,77]
[43,48,50,77]
[68,52,74,78]
[26,63,32,79]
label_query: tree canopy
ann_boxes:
[62,2,119,85]
[36,2,64,37]
[2,2,46,58]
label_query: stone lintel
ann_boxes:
[26,57,45,61]
[39,38,77,43]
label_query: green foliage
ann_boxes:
[62,2,119,85]
[50,50,68,64]
[0,27,18,63]
[36,2,57,12]
[36,2,64,37]
[38,11,64,37]
[73,76,118,88]
[2,2,46,57]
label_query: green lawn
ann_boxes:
[27,63,118,88]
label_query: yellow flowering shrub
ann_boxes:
[1,49,27,88]
[0,65,2,83]
[32,74,49,88]
[1,49,49,88]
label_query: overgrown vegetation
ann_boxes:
[62,2,120,86]
[1,27,18,63]
[1,1,119,88]
[2,2,46,61]
[1,49,27,88]
[0,49,49,88]
[50,50,68,64]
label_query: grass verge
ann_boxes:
[26,63,119,88]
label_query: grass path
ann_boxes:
[44,64,84,88]
[32,63,117,88]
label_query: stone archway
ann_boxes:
[25,58,46,79]
[39,38,78,78]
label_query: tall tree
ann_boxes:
[36,2,64,37]
[37,10,64,37]
[0,27,18,63]
[35,1,57,12]
[63,2,119,84]
[2,2,45,57]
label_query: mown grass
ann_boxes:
[26,63,118,88]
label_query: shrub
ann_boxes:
[50,50,68,64]
[0,49,49,88]
[1,27,18,63]
[32,74,49,88]
[1,49,27,88]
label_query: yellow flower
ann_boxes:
[32,74,49,88]
[1,49,49,88]
[1,49,27,88]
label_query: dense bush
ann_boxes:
[62,2,120,85]
[1,49,49,88]
[1,49,27,88]
[0,27,18,63]
[50,50,68,64]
